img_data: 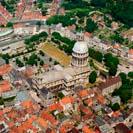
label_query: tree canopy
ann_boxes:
[85,18,98,33]
[89,71,97,83]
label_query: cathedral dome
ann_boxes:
[73,41,88,54]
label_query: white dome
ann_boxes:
[73,41,88,54]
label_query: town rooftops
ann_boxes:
[114,123,131,133]
[128,49,133,55]
[82,125,95,133]
[48,102,63,112]
[78,89,89,98]
[0,64,12,75]
[60,96,75,105]
[0,80,11,94]
[41,111,58,126]
[98,76,121,90]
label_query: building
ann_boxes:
[13,23,37,35]
[114,123,131,133]
[32,41,90,92]
[128,49,133,60]
[97,76,122,96]
[0,121,9,133]
[122,28,133,42]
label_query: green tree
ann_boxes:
[6,22,13,27]
[128,72,133,79]
[111,103,120,111]
[0,75,3,81]
[36,21,41,27]
[16,58,24,67]
[85,18,98,33]
[89,71,97,83]
[39,50,45,56]
[2,53,10,64]
[104,53,119,76]
[40,60,44,66]
[0,97,4,105]
[27,53,38,66]
[41,7,48,16]
[109,64,117,76]
[91,0,107,7]
[110,33,124,44]
[119,72,127,83]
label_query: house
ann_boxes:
[128,49,133,60]
[122,28,133,42]
[41,111,58,126]
[109,96,121,105]
[124,111,133,127]
[78,89,95,100]
[0,64,12,76]
[98,76,122,96]
[111,22,119,31]
[60,96,75,111]
[82,125,95,133]
[114,123,131,133]
[99,124,115,133]
[0,80,11,95]
[13,23,37,35]
[0,121,9,133]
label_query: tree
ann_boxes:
[39,50,45,56]
[0,97,4,105]
[128,72,133,79]
[2,53,10,64]
[111,103,120,111]
[85,18,98,33]
[119,72,127,83]
[6,22,13,27]
[0,75,3,81]
[91,0,107,7]
[36,21,41,27]
[16,58,24,67]
[88,48,103,62]
[40,60,44,66]
[110,33,124,44]
[109,64,117,76]
[89,71,97,83]
[104,53,119,76]
[41,7,48,16]
[27,53,38,66]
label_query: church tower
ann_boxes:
[71,41,88,68]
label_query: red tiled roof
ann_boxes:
[0,80,11,93]
[60,96,75,105]
[36,117,48,128]
[0,64,12,75]
[84,98,93,106]
[82,125,95,133]
[115,123,131,133]
[59,121,74,133]
[97,95,105,104]
[129,49,133,55]
[41,111,58,126]
[48,102,63,112]
[78,89,89,98]
[22,11,48,21]
[84,32,92,37]
[113,44,120,49]
[0,4,12,20]
[79,105,93,115]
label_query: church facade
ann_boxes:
[32,41,90,92]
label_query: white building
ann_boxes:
[32,41,90,92]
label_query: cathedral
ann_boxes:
[32,41,90,92]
